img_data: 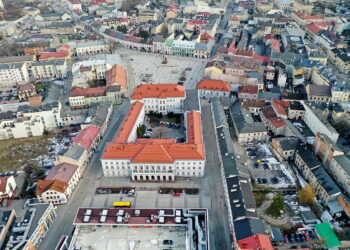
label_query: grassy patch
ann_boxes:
[0,135,54,172]
[267,194,284,218]
[147,112,182,125]
[253,192,267,207]
[35,83,49,92]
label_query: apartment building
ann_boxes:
[329,156,350,196]
[295,146,341,204]
[6,203,56,250]
[196,79,231,99]
[0,63,29,87]
[238,85,259,100]
[230,103,267,144]
[306,85,332,102]
[0,115,44,140]
[17,83,37,101]
[271,137,299,161]
[313,133,344,167]
[288,101,305,120]
[0,22,17,37]
[69,85,122,109]
[31,59,67,80]
[130,84,186,114]
[73,40,110,56]
[72,125,101,158]
[36,163,81,204]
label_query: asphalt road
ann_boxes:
[39,101,130,250]
[201,101,232,250]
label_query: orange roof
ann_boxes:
[114,101,144,144]
[72,125,100,149]
[131,84,185,100]
[105,65,127,89]
[36,179,68,196]
[239,85,258,94]
[69,86,106,98]
[39,51,69,60]
[238,234,273,250]
[272,100,289,117]
[102,109,205,162]
[268,117,286,129]
[196,79,231,92]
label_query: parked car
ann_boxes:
[303,232,310,241]
[254,163,259,168]
[294,234,300,243]
[248,151,257,157]
[261,178,267,184]
[289,234,295,243]
[173,193,181,197]
[163,240,173,245]
[283,235,289,243]
[263,163,269,170]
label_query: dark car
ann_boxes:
[294,234,300,243]
[283,234,289,243]
[261,178,267,184]
[289,234,295,243]
[263,163,269,170]
[254,163,259,168]
[248,151,257,157]
[163,240,173,245]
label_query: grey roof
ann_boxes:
[43,83,63,104]
[0,55,34,64]
[333,155,350,177]
[64,144,86,161]
[271,227,284,242]
[194,42,207,51]
[307,85,331,97]
[311,166,341,196]
[296,145,321,169]
[233,218,266,241]
[27,203,51,238]
[18,102,59,113]
[184,89,200,112]
[152,35,166,43]
[273,137,299,151]
[0,63,24,70]
[212,97,227,129]
[32,59,66,67]
[289,101,305,111]
[88,102,112,127]
[258,92,281,100]
[230,103,267,134]
[300,210,318,222]
[222,153,239,177]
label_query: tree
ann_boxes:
[117,25,128,34]
[136,30,150,39]
[298,184,316,205]
[267,194,284,217]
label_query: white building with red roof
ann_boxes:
[72,125,101,157]
[196,79,231,99]
[130,84,186,114]
[101,84,205,181]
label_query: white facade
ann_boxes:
[0,63,29,87]
[198,89,230,99]
[38,188,68,204]
[0,176,16,198]
[131,97,185,114]
[329,156,350,196]
[0,116,44,140]
[74,41,110,56]
[0,22,17,37]
[31,59,67,79]
[302,102,339,143]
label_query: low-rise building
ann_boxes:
[105,64,127,91]
[72,125,101,158]
[230,103,267,144]
[271,137,299,161]
[238,85,259,100]
[306,85,331,102]
[0,210,17,249]
[0,176,17,200]
[72,40,110,56]
[37,163,80,204]
[17,83,37,101]
[196,79,231,99]
[288,101,305,120]
[130,84,185,114]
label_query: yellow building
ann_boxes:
[308,52,328,65]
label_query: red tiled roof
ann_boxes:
[230,16,239,21]
[188,19,207,25]
[102,108,205,162]
[119,17,129,23]
[268,117,286,129]
[17,83,35,92]
[294,11,324,20]
[252,55,270,62]
[90,0,107,5]
[45,163,79,183]
[306,23,321,34]
[265,34,272,40]
[69,86,106,98]
[200,32,213,41]
[238,234,273,250]
[114,101,144,144]
[39,51,69,60]
[271,38,280,52]
[272,100,289,117]
[105,65,127,89]
[197,11,210,16]
[131,84,185,100]
[239,85,258,94]
[261,106,277,119]
[72,126,100,149]
[196,79,231,92]
[234,50,254,57]
[36,179,68,196]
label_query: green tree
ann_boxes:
[298,184,316,205]
[117,25,128,34]
[136,30,150,39]
[267,194,284,217]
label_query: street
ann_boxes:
[201,101,232,250]
[39,101,130,250]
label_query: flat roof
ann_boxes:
[71,226,187,250]
[315,223,341,248]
